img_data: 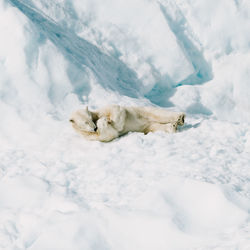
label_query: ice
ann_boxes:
[1,0,250,249]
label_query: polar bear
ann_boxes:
[70,105,185,142]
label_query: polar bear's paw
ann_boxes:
[177,113,185,126]
[97,117,109,130]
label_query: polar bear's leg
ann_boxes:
[141,107,185,126]
[152,111,185,126]
[145,122,177,134]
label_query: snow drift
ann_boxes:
[1,0,250,249]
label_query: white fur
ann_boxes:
[70,105,185,142]
[70,107,97,132]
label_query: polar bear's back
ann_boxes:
[121,106,149,134]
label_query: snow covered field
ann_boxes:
[1,0,250,249]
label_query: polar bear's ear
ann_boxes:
[84,106,93,118]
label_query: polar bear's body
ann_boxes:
[70,105,185,142]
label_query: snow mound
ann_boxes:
[1,0,250,249]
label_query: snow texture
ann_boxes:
[1,0,250,249]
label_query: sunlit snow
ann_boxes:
[1,0,250,249]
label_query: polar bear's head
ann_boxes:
[70,107,97,133]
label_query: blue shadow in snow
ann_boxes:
[8,0,141,99]
[159,3,213,86]
[145,3,213,108]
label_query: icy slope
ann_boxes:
[1,0,250,249]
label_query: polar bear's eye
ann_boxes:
[69,119,74,123]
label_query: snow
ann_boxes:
[1,0,250,249]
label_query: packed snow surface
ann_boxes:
[1,0,250,249]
